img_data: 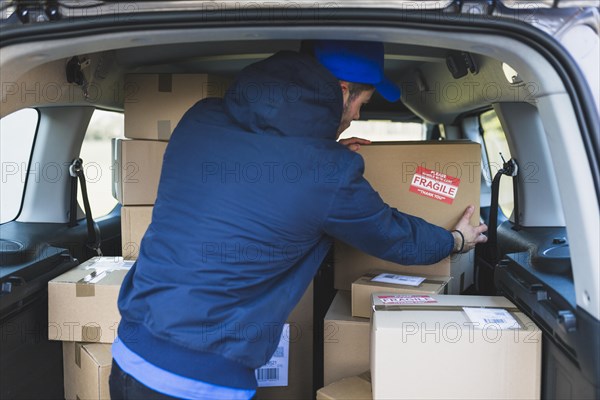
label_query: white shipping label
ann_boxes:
[85,258,134,273]
[377,295,438,304]
[463,307,520,330]
[371,273,426,287]
[255,323,289,387]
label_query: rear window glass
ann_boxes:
[480,109,514,218]
[78,109,124,217]
[1,109,39,224]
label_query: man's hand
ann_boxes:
[451,205,488,253]
[338,137,371,152]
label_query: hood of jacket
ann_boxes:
[223,50,343,140]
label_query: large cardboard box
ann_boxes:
[256,282,314,399]
[335,141,481,294]
[112,139,167,206]
[317,372,372,400]
[124,73,229,140]
[323,291,370,386]
[351,272,450,318]
[121,206,153,260]
[371,294,542,399]
[48,257,133,343]
[63,342,112,400]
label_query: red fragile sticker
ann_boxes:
[409,166,460,205]
[377,295,438,304]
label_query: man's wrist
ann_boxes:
[451,229,465,253]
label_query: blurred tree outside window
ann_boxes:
[480,109,514,218]
[78,109,124,217]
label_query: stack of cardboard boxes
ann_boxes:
[49,73,317,399]
[117,73,229,260]
[48,74,230,399]
[48,256,133,399]
[334,142,482,295]
[323,141,478,388]
[319,142,542,399]
[119,73,315,400]
[48,80,542,399]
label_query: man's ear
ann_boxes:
[339,80,350,104]
[339,80,350,94]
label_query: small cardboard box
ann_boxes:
[323,291,370,386]
[335,141,481,293]
[124,73,229,140]
[48,257,133,343]
[317,371,372,400]
[63,342,112,400]
[371,294,542,399]
[112,139,167,206]
[351,272,450,318]
[121,206,153,260]
[256,282,313,400]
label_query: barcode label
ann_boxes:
[484,318,506,324]
[463,307,520,330]
[256,368,280,381]
[255,324,289,387]
[371,273,425,287]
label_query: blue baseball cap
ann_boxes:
[312,40,401,102]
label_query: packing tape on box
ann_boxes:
[75,271,107,297]
[157,72,173,138]
[372,303,525,330]
[157,120,171,140]
[75,260,133,297]
[373,304,520,313]
[75,342,82,368]
[76,281,96,297]
[82,326,102,342]
[158,73,172,92]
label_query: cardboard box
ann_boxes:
[121,206,153,260]
[351,272,450,318]
[63,342,112,400]
[256,282,313,399]
[48,257,133,343]
[324,291,370,386]
[317,371,372,400]
[335,141,481,293]
[371,294,542,399]
[124,74,229,140]
[112,139,167,206]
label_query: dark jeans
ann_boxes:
[109,360,181,400]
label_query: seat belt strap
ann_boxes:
[68,164,79,228]
[69,158,102,256]
[487,154,518,263]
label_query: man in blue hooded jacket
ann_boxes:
[110,40,488,399]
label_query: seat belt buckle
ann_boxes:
[69,158,83,178]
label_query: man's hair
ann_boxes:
[347,82,375,101]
